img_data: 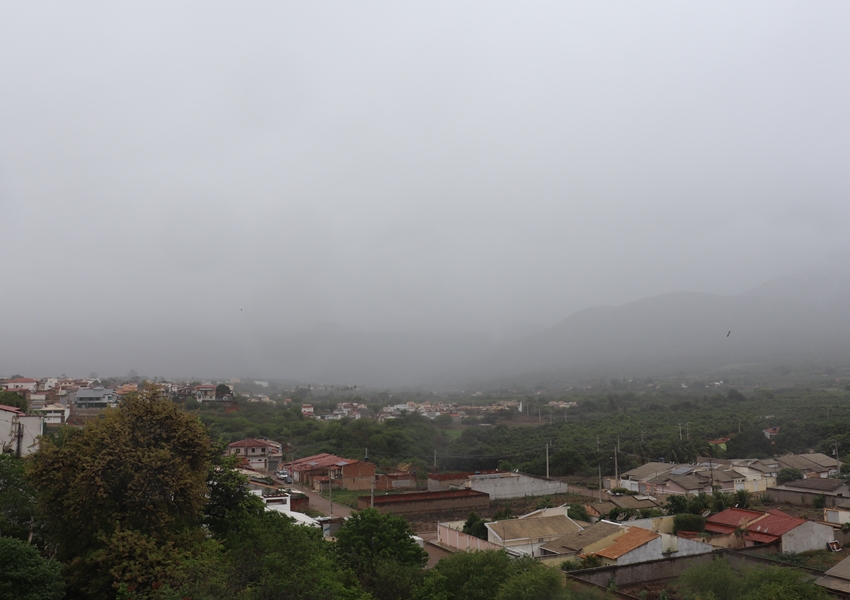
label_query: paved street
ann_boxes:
[288,481,353,517]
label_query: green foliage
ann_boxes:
[725,425,774,459]
[678,557,830,600]
[462,512,489,539]
[0,389,27,412]
[492,506,516,520]
[0,454,39,542]
[778,468,804,484]
[665,494,688,515]
[673,513,705,534]
[0,536,64,600]
[27,386,213,597]
[567,504,589,522]
[203,449,265,538]
[80,528,222,600]
[495,564,562,600]
[335,508,427,585]
[735,488,752,509]
[222,511,365,600]
[431,551,551,600]
[813,493,827,509]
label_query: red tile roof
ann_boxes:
[595,528,660,560]
[0,404,24,414]
[746,510,804,538]
[287,453,355,471]
[706,508,765,528]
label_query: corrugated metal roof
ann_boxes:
[487,515,581,542]
[824,555,850,581]
[783,478,847,492]
[621,462,673,481]
[540,521,623,554]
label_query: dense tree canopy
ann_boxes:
[0,389,27,411]
[678,557,829,600]
[0,536,64,600]
[27,386,213,597]
[0,454,38,542]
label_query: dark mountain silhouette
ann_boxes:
[480,268,850,380]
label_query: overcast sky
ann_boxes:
[2,2,850,371]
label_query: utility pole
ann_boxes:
[329,470,333,516]
[836,441,841,475]
[371,475,375,508]
[614,446,619,490]
[679,423,683,441]
[686,422,690,441]
[546,442,549,478]
[597,435,602,501]
[641,430,645,443]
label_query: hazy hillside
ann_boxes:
[5,269,850,387]
[481,268,850,381]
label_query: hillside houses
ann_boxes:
[227,438,285,473]
[614,452,840,496]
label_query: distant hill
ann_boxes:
[6,268,850,388]
[480,269,850,381]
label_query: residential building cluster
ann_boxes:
[610,453,840,495]
[377,399,521,422]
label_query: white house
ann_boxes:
[2,378,38,392]
[0,404,43,456]
[34,403,70,426]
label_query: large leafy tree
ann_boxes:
[0,389,27,412]
[27,385,213,597]
[0,454,39,542]
[335,508,428,585]
[222,511,367,600]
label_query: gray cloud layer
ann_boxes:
[1,3,849,380]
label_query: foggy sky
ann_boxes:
[2,3,850,380]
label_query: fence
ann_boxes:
[436,523,502,552]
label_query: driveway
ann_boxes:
[288,481,353,517]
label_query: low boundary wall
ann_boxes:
[437,524,502,552]
[358,489,489,515]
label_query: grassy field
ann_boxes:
[441,428,463,440]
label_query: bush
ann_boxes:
[568,504,589,522]
[778,468,804,485]
[673,513,705,534]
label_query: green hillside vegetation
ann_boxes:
[194,383,850,478]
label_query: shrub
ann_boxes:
[673,513,705,534]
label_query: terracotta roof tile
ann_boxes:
[594,528,659,560]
